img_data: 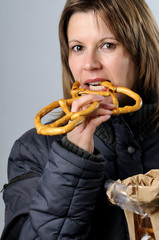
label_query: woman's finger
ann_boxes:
[71,94,104,112]
[87,107,113,119]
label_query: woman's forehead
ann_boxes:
[67,10,116,36]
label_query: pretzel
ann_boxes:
[134,214,155,239]
[34,81,142,135]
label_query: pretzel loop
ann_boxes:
[35,81,142,135]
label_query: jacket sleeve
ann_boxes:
[19,140,105,239]
[1,128,49,240]
[1,128,105,240]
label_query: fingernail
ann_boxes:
[107,110,113,114]
[96,95,105,100]
[105,115,111,120]
[107,104,115,107]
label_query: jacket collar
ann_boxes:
[95,103,158,144]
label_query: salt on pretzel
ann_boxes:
[34,81,142,135]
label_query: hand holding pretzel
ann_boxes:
[34,81,142,136]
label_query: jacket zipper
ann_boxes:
[1,173,41,192]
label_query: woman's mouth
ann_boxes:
[86,81,108,91]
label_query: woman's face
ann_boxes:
[67,11,138,103]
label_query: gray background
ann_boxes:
[0,0,158,235]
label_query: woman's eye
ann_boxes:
[102,43,115,49]
[72,45,83,52]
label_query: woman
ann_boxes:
[1,0,159,239]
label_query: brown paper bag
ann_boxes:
[124,210,156,239]
[106,170,159,240]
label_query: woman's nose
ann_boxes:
[83,51,102,71]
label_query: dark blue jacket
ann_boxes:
[1,108,159,240]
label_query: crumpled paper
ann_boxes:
[106,170,159,240]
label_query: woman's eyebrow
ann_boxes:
[99,37,118,41]
[68,40,82,44]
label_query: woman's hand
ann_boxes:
[67,94,114,154]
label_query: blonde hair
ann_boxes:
[59,0,159,120]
